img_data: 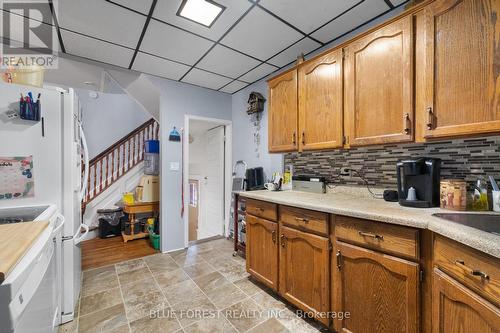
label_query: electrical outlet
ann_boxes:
[340,167,350,176]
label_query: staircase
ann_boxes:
[83,118,159,209]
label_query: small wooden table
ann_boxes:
[122,201,159,243]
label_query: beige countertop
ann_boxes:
[236,187,500,259]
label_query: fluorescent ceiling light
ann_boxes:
[177,0,225,27]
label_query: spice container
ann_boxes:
[440,179,466,211]
[471,177,489,211]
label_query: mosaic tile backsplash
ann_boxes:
[284,136,500,189]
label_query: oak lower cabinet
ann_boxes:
[246,214,279,291]
[333,241,420,332]
[432,268,500,332]
[417,0,500,140]
[298,49,344,151]
[268,69,298,153]
[344,16,414,146]
[279,225,330,326]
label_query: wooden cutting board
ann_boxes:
[0,221,49,284]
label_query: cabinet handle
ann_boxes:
[294,217,309,223]
[336,251,343,270]
[280,234,286,247]
[292,132,296,145]
[403,113,411,134]
[455,260,489,280]
[271,230,276,244]
[301,131,306,145]
[426,107,434,130]
[358,231,384,240]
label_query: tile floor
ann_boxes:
[58,238,327,333]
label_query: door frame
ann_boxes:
[183,115,232,248]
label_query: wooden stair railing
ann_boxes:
[82,118,159,208]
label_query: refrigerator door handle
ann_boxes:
[73,224,89,245]
[79,123,89,202]
[52,213,65,237]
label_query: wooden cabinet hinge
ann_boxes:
[328,240,333,252]
[343,136,348,145]
[419,269,424,283]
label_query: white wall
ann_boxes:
[152,76,232,252]
[77,89,151,159]
[231,81,283,181]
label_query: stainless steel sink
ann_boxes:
[433,213,500,235]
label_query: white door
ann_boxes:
[201,126,225,239]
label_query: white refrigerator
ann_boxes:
[0,81,89,324]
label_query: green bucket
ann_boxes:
[149,228,160,250]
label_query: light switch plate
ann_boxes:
[170,162,180,171]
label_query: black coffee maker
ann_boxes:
[396,158,441,208]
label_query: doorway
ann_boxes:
[184,116,232,246]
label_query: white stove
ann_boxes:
[0,204,63,333]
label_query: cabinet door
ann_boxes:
[333,241,420,333]
[268,69,298,152]
[344,16,413,146]
[432,268,500,333]
[420,0,500,139]
[298,50,343,151]
[246,214,279,290]
[279,225,330,325]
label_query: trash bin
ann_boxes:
[97,207,124,238]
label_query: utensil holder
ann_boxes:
[493,191,500,212]
[19,100,41,121]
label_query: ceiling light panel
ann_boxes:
[153,0,251,40]
[221,6,303,60]
[132,52,191,80]
[310,0,389,43]
[177,0,225,27]
[182,68,233,90]
[258,0,360,34]
[58,0,146,48]
[140,20,214,65]
[268,37,320,67]
[61,30,134,68]
[197,45,261,78]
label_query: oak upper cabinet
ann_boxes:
[298,49,343,150]
[246,214,279,291]
[279,225,330,325]
[416,0,500,140]
[432,269,500,332]
[344,16,414,146]
[268,69,298,152]
[333,241,420,333]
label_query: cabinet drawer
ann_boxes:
[279,206,329,236]
[246,199,278,221]
[434,236,500,306]
[334,216,419,260]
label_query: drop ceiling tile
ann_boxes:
[61,30,134,68]
[58,0,146,48]
[310,0,389,43]
[220,80,248,94]
[153,0,252,41]
[197,45,260,78]
[238,63,276,83]
[109,0,154,14]
[0,2,53,25]
[140,20,214,65]
[258,0,360,34]
[269,38,320,67]
[182,68,232,90]
[389,0,409,6]
[132,52,190,80]
[221,6,303,60]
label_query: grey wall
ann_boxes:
[231,81,283,181]
[153,76,232,252]
[77,89,151,159]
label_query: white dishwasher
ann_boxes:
[0,206,64,333]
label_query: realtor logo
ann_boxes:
[1,0,59,69]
